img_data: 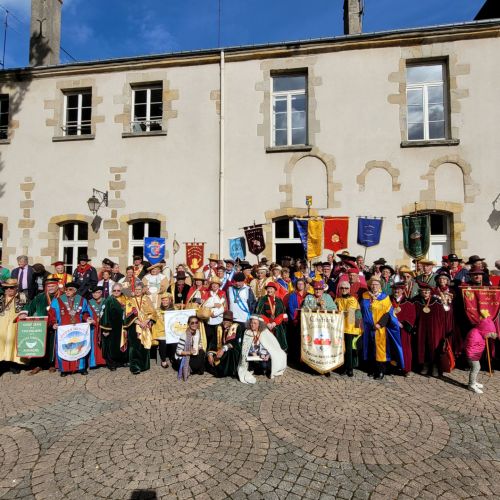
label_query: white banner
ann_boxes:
[300,311,345,374]
[164,309,197,344]
[57,323,91,362]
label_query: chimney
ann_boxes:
[29,0,63,66]
[343,0,363,35]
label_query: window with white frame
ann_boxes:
[131,85,163,133]
[0,94,9,140]
[273,218,305,263]
[63,90,92,136]
[271,74,307,147]
[59,222,89,274]
[406,63,447,141]
[128,220,161,263]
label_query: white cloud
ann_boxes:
[138,13,178,53]
[70,22,93,43]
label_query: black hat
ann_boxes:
[133,255,143,261]
[241,263,252,271]
[222,310,234,321]
[224,259,235,265]
[233,272,246,282]
[447,253,463,262]
[90,285,104,293]
[466,255,485,265]
[380,265,395,275]
[102,258,114,266]
[175,271,187,280]
[436,271,451,280]
[78,255,91,262]
[65,282,79,290]
[373,258,387,266]
[338,254,357,264]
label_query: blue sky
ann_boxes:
[0,0,486,68]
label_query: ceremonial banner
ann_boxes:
[229,237,246,260]
[173,239,180,255]
[186,243,204,273]
[144,237,166,265]
[17,317,47,358]
[324,217,349,252]
[402,215,430,259]
[300,310,345,374]
[164,309,197,344]
[294,219,308,255]
[244,225,265,256]
[461,287,500,326]
[57,323,91,362]
[307,218,324,260]
[357,217,383,247]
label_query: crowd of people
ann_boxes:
[0,251,499,392]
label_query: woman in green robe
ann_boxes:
[100,283,128,370]
[255,282,288,351]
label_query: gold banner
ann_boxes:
[300,310,345,374]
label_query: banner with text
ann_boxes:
[185,243,204,273]
[57,323,91,362]
[357,217,383,247]
[17,318,47,358]
[461,286,500,326]
[164,309,198,344]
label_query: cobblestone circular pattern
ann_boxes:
[0,426,40,496]
[371,458,500,499]
[85,366,216,402]
[260,377,450,465]
[31,397,268,499]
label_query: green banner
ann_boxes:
[17,318,47,358]
[402,215,430,259]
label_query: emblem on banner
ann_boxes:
[185,243,205,273]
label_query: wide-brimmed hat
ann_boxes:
[367,277,382,286]
[223,310,234,321]
[1,278,18,288]
[241,263,252,271]
[78,254,91,262]
[265,281,278,290]
[380,265,395,275]
[417,281,433,290]
[102,258,114,267]
[208,253,219,261]
[147,262,164,272]
[193,271,206,281]
[373,258,387,266]
[436,271,451,280]
[466,255,485,265]
[447,253,463,262]
[65,282,79,290]
[159,292,173,300]
[338,254,357,264]
[45,276,60,284]
[90,285,104,293]
[175,271,187,280]
[233,272,246,282]
[313,281,325,290]
[419,259,435,266]
[398,265,413,275]
[392,283,407,290]
[210,276,222,285]
[224,259,235,265]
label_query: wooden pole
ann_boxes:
[485,337,493,377]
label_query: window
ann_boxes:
[406,63,447,141]
[0,95,8,140]
[271,74,307,147]
[132,85,163,133]
[63,90,92,136]
[128,220,161,263]
[273,218,305,263]
[59,222,89,274]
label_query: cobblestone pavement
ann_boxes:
[1,364,499,499]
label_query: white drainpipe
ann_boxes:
[218,50,225,257]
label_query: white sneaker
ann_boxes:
[469,384,483,394]
[475,383,484,389]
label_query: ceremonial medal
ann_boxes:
[443,304,450,312]
[394,307,401,314]
[423,306,431,313]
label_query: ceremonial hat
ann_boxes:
[217,265,226,271]
[90,285,104,293]
[398,265,413,275]
[159,292,173,300]
[313,281,325,290]
[1,278,18,288]
[436,271,451,280]
[208,253,219,261]
[347,265,359,273]
[441,255,449,262]
[79,254,91,262]
[102,258,114,267]
[65,282,79,289]
[249,314,264,322]
[380,265,395,275]
[223,310,234,321]
[260,257,269,262]
[193,271,205,281]
[147,262,164,272]
[416,281,432,290]
[466,255,485,265]
[257,266,268,272]
[419,259,435,266]
[367,277,382,286]
[338,254,357,264]
[133,255,143,261]
[52,261,65,267]
[224,259,235,265]
[447,253,463,262]
[265,282,278,290]
[233,272,246,282]
[392,283,406,290]
[175,271,186,280]
[373,258,387,266]
[45,276,60,284]
[209,276,222,285]
[271,264,283,271]
[241,263,252,271]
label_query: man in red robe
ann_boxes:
[391,283,416,375]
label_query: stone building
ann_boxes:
[0,0,499,272]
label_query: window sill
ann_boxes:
[400,139,460,148]
[0,139,11,145]
[53,134,95,142]
[266,144,313,153]
[122,131,167,138]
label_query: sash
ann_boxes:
[232,287,250,319]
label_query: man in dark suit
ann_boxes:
[72,255,98,299]
[11,255,37,300]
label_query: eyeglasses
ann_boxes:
[189,321,199,325]
[112,289,121,293]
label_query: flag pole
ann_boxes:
[485,337,493,377]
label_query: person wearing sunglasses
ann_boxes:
[175,315,207,381]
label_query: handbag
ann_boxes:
[440,338,456,373]
[196,306,212,320]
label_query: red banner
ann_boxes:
[461,286,500,326]
[185,243,204,274]
[324,217,349,253]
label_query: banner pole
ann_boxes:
[485,337,493,377]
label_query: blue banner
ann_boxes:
[357,218,383,247]
[229,237,246,260]
[144,237,166,264]
[294,219,308,255]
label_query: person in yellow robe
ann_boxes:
[0,279,28,374]
[335,282,362,377]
